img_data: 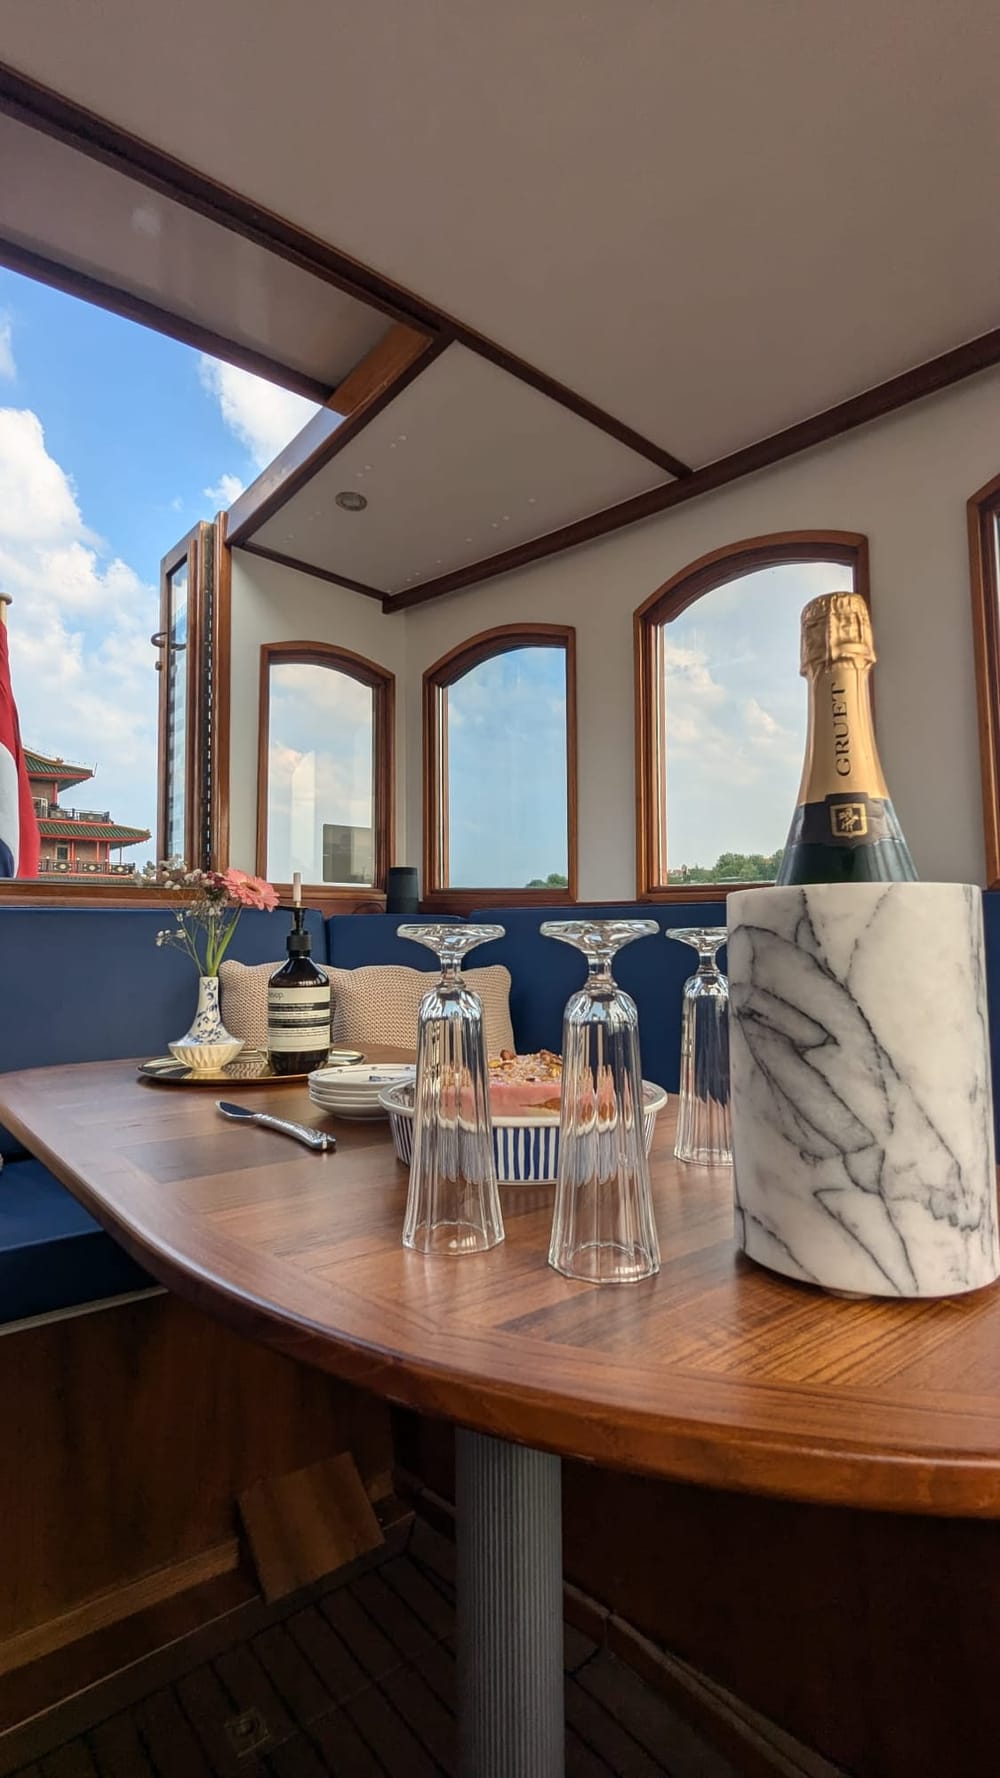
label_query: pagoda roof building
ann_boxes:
[23,750,96,796]
[26,750,150,878]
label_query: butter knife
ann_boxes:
[216,1101,335,1151]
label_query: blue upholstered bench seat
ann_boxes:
[0,1157,152,1324]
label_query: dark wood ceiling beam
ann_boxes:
[236,541,386,603]
[226,323,442,546]
[384,324,1000,611]
[0,60,691,476]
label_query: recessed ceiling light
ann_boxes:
[335,490,368,512]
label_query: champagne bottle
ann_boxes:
[777,592,916,885]
[267,907,331,1075]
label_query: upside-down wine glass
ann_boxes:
[664,927,732,1166]
[541,920,661,1284]
[398,924,505,1255]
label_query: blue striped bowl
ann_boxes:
[378,1081,668,1184]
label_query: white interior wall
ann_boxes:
[404,367,1000,897]
[228,368,1000,898]
[227,549,407,874]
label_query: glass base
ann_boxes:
[549,1240,659,1285]
[674,1141,733,1167]
[404,1219,505,1256]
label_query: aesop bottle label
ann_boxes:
[267,985,331,1052]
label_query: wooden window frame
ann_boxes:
[156,521,212,870]
[968,472,1000,887]
[634,530,870,902]
[256,640,395,911]
[0,516,232,908]
[422,623,578,913]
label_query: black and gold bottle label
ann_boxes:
[787,792,891,849]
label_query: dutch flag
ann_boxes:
[0,620,39,879]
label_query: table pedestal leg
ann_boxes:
[455,1429,564,1778]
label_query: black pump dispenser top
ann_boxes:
[286,908,312,956]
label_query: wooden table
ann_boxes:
[4,1059,1000,1774]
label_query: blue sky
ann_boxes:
[0,266,315,864]
[447,648,568,886]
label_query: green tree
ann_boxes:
[666,849,782,885]
[525,871,570,888]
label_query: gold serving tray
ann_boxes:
[138,1049,364,1087]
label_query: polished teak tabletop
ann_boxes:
[3,1058,1000,1518]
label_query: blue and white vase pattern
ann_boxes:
[168,975,244,1073]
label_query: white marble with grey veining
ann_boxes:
[727,883,1000,1297]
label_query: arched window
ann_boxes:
[969,472,1000,887]
[257,641,394,898]
[423,624,577,907]
[634,532,869,898]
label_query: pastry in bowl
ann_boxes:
[487,1049,562,1117]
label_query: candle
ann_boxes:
[292,871,301,906]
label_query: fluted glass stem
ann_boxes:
[666,927,732,1167]
[399,924,506,1254]
[542,920,660,1284]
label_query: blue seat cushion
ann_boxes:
[326,912,465,970]
[468,902,728,1092]
[0,1157,151,1324]
[0,905,327,1155]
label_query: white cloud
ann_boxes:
[0,405,158,857]
[0,317,14,381]
[203,471,245,509]
[198,356,319,470]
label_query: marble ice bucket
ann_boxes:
[727,882,1000,1298]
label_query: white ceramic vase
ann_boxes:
[168,974,244,1072]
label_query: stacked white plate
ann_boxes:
[308,1060,416,1121]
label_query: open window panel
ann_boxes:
[156,518,228,873]
[256,642,395,912]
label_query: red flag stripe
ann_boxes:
[0,624,40,879]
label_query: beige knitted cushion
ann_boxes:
[221,958,515,1055]
[329,963,514,1054]
[219,959,283,1050]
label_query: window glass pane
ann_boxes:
[447,647,568,888]
[164,560,188,860]
[662,561,854,884]
[267,663,374,884]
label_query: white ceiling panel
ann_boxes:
[0,111,390,391]
[5,1,1000,466]
[251,344,667,591]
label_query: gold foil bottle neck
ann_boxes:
[799,592,875,674]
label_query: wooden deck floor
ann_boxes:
[12,1520,746,1778]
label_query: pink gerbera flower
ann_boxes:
[221,868,280,911]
